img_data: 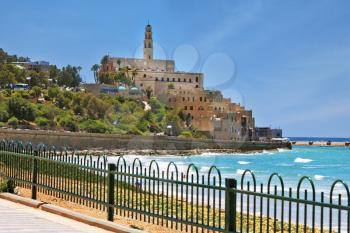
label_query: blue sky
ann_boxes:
[1,0,349,137]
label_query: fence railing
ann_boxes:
[0,140,349,233]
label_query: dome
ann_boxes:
[118,85,127,91]
[145,24,152,32]
[130,86,140,94]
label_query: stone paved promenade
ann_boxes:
[0,198,110,233]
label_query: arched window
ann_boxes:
[155,77,158,81]
[173,78,175,82]
[143,74,146,78]
[196,76,199,82]
[189,79,192,83]
[167,78,169,82]
[161,77,164,81]
[184,79,186,82]
[178,78,180,82]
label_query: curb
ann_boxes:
[0,193,44,208]
[0,193,146,233]
[40,204,145,233]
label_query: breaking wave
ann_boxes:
[294,157,313,163]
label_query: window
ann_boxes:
[156,77,158,81]
[195,85,199,88]
[204,97,207,102]
[173,78,175,82]
[178,78,180,82]
[192,97,194,102]
[184,106,187,110]
[161,77,164,81]
[167,78,169,82]
[182,97,185,101]
[190,106,193,110]
[200,97,202,102]
[140,83,143,87]
[184,79,186,82]
[196,76,199,82]
[189,79,192,83]
[143,74,146,78]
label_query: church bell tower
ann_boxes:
[144,24,153,60]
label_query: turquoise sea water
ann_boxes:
[111,146,350,192]
[107,146,350,230]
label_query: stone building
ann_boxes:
[99,24,255,140]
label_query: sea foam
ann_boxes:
[294,157,313,163]
[314,175,325,181]
[237,161,251,165]
[236,169,246,175]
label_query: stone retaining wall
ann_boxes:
[0,129,291,151]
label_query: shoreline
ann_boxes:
[75,147,289,156]
[291,141,350,147]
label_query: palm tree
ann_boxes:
[145,86,153,100]
[120,66,131,77]
[91,64,100,83]
[131,68,139,85]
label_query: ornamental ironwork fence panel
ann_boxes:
[0,140,349,233]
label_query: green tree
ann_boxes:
[57,65,82,87]
[91,64,100,83]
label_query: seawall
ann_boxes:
[0,129,291,153]
[292,141,350,147]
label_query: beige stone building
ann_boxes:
[99,24,255,140]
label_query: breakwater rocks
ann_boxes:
[0,129,291,154]
[292,141,350,147]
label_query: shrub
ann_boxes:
[7,97,36,121]
[48,86,60,100]
[80,119,111,133]
[0,178,15,193]
[30,86,42,98]
[59,116,78,132]
[35,117,50,127]
[7,116,19,126]
[179,130,193,138]
[0,110,9,122]
[0,122,5,127]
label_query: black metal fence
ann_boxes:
[0,140,349,233]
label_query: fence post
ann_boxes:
[31,150,38,200]
[107,163,116,221]
[225,178,237,232]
